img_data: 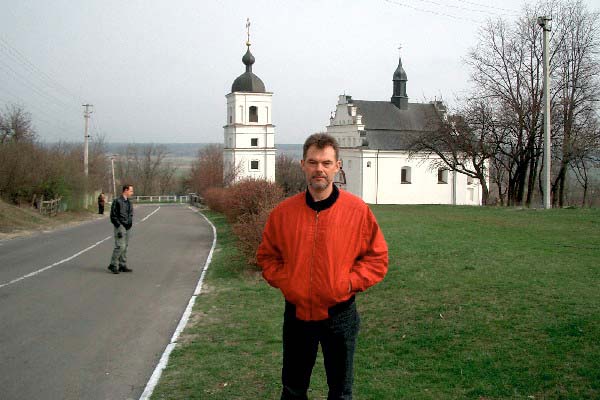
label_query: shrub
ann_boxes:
[205,179,285,265]
[203,187,229,214]
[232,208,271,265]
[223,179,285,223]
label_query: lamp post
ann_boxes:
[110,155,117,201]
[538,16,552,209]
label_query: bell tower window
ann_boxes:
[249,106,258,122]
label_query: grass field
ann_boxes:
[151,206,600,400]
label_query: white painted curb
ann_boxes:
[139,207,217,400]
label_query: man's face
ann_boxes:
[124,186,134,197]
[301,145,340,192]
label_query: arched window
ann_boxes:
[249,106,258,122]
[401,166,411,184]
[438,168,448,184]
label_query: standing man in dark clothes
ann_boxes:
[97,192,106,215]
[108,185,134,274]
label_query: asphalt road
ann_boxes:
[0,204,213,400]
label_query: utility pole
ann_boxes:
[82,104,93,209]
[110,155,117,200]
[538,16,552,209]
[82,104,93,177]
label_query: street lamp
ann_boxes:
[110,154,117,201]
[538,15,552,209]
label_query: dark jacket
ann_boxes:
[110,196,133,230]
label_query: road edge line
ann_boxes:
[139,207,217,400]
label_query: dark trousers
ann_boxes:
[98,204,104,214]
[281,297,360,400]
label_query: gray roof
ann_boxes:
[231,47,266,93]
[231,71,265,93]
[351,100,443,150]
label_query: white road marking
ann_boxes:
[0,206,161,290]
[0,236,111,289]
[139,207,217,400]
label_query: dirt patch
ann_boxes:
[0,200,105,241]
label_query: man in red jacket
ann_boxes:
[257,133,389,400]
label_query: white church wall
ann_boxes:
[226,92,273,125]
[339,149,363,198]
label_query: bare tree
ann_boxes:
[409,100,497,205]
[464,0,600,207]
[275,153,305,196]
[115,144,176,195]
[0,104,36,144]
[188,144,227,196]
[549,1,600,206]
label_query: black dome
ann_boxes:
[232,72,265,93]
[231,47,266,93]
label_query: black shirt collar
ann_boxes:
[305,184,339,212]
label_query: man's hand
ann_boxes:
[117,231,123,239]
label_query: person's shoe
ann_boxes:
[108,265,119,274]
[118,266,133,272]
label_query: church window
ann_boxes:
[438,168,448,184]
[467,175,474,185]
[367,161,371,168]
[249,106,258,122]
[229,115,232,124]
[401,167,411,184]
[251,138,258,147]
[250,160,259,170]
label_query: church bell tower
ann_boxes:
[223,19,276,183]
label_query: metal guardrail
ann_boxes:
[130,195,191,204]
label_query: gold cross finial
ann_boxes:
[246,18,251,46]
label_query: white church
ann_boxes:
[223,32,276,183]
[326,56,486,205]
[223,24,484,205]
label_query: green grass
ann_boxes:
[151,206,600,400]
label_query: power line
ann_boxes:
[0,35,83,105]
[383,0,483,24]
[453,0,519,15]
[382,0,519,24]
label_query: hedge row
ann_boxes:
[204,179,285,264]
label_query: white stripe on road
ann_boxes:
[139,207,217,400]
[0,206,161,290]
[141,206,161,222]
[0,236,112,289]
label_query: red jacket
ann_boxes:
[257,189,388,321]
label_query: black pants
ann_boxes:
[281,297,360,400]
[98,204,104,214]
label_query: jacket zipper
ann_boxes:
[308,211,319,320]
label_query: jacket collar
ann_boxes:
[305,184,339,212]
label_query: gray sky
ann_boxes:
[1,0,597,144]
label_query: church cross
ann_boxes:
[246,18,251,46]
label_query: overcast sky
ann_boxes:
[1,0,597,144]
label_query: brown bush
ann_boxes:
[205,179,284,264]
[223,179,285,223]
[232,208,271,265]
[203,187,229,214]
